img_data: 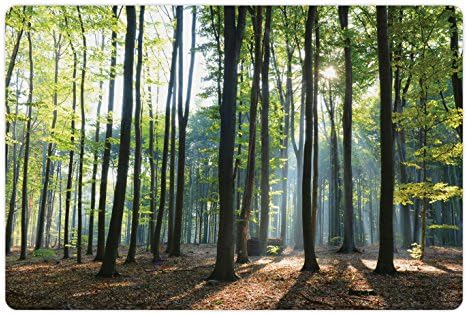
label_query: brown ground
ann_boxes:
[5,244,462,310]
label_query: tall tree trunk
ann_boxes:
[63,12,77,259]
[375,6,396,275]
[34,33,61,250]
[6,86,24,254]
[5,7,25,173]
[259,6,272,256]
[148,80,157,254]
[95,6,118,261]
[97,6,136,277]
[153,12,180,261]
[337,6,357,254]
[172,6,197,256]
[20,24,33,261]
[311,11,320,252]
[301,6,319,272]
[209,6,246,282]
[87,33,105,255]
[166,62,177,253]
[126,6,145,264]
[236,6,262,264]
[291,47,305,249]
[76,6,87,264]
[446,6,462,139]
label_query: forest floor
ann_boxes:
[5,244,463,310]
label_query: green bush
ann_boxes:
[266,245,281,256]
[329,236,342,246]
[32,248,56,259]
[407,243,422,260]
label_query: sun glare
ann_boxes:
[322,66,337,80]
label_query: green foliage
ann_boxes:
[427,224,460,231]
[266,245,281,256]
[32,248,56,259]
[407,243,423,260]
[395,182,462,205]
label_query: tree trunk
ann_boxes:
[208,6,246,282]
[76,6,87,264]
[311,12,320,251]
[5,7,25,173]
[166,60,177,254]
[375,6,396,275]
[301,6,319,272]
[446,6,462,139]
[87,33,105,255]
[62,12,78,259]
[337,6,357,254]
[34,33,61,250]
[95,6,118,261]
[259,6,272,256]
[97,6,136,277]
[153,13,180,261]
[20,25,33,261]
[236,6,262,264]
[172,5,197,257]
[126,6,145,264]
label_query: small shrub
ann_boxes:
[267,245,281,256]
[329,236,342,246]
[407,242,422,260]
[32,248,56,259]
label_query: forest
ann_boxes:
[4,4,463,310]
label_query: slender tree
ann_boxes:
[172,6,197,256]
[337,6,358,254]
[153,11,180,261]
[311,8,320,254]
[87,33,105,255]
[259,6,272,256]
[19,22,33,261]
[208,6,246,282]
[34,32,62,250]
[446,6,462,138]
[5,7,25,172]
[76,6,87,264]
[236,6,262,264]
[63,12,78,260]
[126,5,145,264]
[97,5,136,277]
[375,5,396,275]
[95,6,118,261]
[301,5,319,272]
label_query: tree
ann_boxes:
[63,11,78,260]
[153,11,180,261]
[375,6,396,275]
[311,7,320,258]
[258,6,272,256]
[236,6,262,264]
[126,5,145,264]
[95,6,118,262]
[34,31,62,251]
[87,32,105,256]
[97,5,136,277]
[5,7,25,173]
[301,5,320,272]
[19,18,33,261]
[337,6,357,254]
[171,5,197,256]
[208,6,246,282]
[446,6,462,138]
[76,5,87,264]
